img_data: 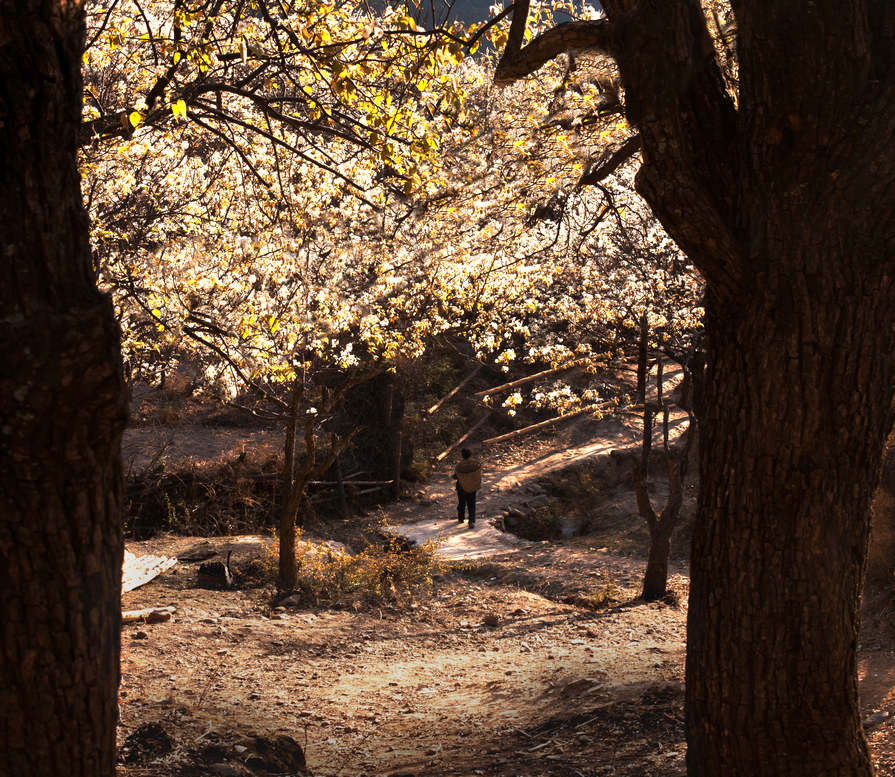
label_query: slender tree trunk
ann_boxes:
[635,405,689,602]
[393,427,403,499]
[686,264,895,776]
[636,311,648,404]
[642,526,672,600]
[278,393,300,592]
[0,1,128,774]
[278,391,316,592]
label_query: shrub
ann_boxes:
[247,531,443,608]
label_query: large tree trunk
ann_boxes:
[493,0,895,772]
[0,0,128,775]
[686,263,894,776]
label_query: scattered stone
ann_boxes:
[120,722,173,764]
[198,744,229,763]
[197,552,235,589]
[863,710,891,729]
[246,734,307,774]
[208,764,245,777]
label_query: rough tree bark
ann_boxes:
[0,1,128,775]
[494,0,895,774]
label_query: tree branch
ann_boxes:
[494,0,743,294]
[577,133,641,186]
[495,12,613,84]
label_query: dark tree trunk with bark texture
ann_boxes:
[686,267,893,776]
[494,0,895,773]
[0,1,128,775]
[642,527,671,601]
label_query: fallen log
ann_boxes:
[121,606,175,625]
[472,358,590,399]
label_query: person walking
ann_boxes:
[453,448,482,528]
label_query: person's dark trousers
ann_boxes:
[457,489,476,525]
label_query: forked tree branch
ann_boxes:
[495,0,613,84]
[495,0,745,295]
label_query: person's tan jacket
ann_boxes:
[454,457,482,493]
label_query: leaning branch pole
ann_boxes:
[482,401,614,445]
[472,358,590,399]
[436,414,490,462]
[427,364,482,415]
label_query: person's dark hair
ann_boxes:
[461,448,471,459]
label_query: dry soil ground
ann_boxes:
[117,366,895,777]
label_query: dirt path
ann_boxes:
[390,391,687,561]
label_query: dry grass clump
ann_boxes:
[242,531,443,609]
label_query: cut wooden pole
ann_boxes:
[427,364,482,415]
[472,358,589,399]
[436,414,490,461]
[334,452,349,517]
[393,427,403,498]
[482,402,614,445]
[307,479,396,486]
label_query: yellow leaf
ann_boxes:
[128,111,142,128]
[171,99,187,119]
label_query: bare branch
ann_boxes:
[495,4,613,85]
[577,134,641,186]
[464,5,514,50]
